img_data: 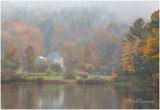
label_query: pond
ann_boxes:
[1,84,159,109]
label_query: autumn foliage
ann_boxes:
[111,72,117,79]
[152,73,159,80]
[139,45,147,52]
[1,70,5,74]
[2,21,45,55]
[121,38,140,74]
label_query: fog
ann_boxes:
[2,1,159,24]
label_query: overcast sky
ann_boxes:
[2,1,159,24]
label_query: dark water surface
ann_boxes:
[1,84,159,109]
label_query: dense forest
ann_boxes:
[2,7,126,73]
[1,6,159,87]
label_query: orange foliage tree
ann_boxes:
[4,21,46,55]
[3,44,21,69]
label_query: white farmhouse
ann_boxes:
[46,52,64,67]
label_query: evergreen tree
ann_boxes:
[22,46,37,72]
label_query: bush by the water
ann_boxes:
[113,75,129,82]
[50,63,62,73]
[152,73,159,88]
[77,71,89,80]
[10,75,21,81]
[46,69,52,75]
[77,77,108,84]
[131,77,145,85]
[36,63,49,73]
[1,58,17,73]
[10,75,28,82]
[80,74,88,80]
[64,73,76,79]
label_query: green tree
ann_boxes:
[134,53,158,78]
[22,46,36,72]
[38,19,55,54]
[61,43,82,73]
[125,18,147,42]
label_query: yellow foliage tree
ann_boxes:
[121,38,140,74]
[143,10,159,63]
[143,36,159,62]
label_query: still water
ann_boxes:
[1,84,159,109]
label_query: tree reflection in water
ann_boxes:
[1,84,158,109]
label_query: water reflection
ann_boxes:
[1,84,158,109]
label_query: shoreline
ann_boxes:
[2,80,158,91]
[1,79,132,86]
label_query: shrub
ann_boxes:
[84,63,94,73]
[10,75,21,81]
[64,73,76,79]
[152,73,159,88]
[36,63,49,73]
[94,72,101,75]
[46,69,52,75]
[50,63,62,73]
[28,73,47,76]
[111,71,117,79]
[132,77,145,85]
[77,71,89,80]
[1,58,16,73]
[81,74,88,80]
[114,75,128,82]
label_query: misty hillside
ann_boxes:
[2,5,128,54]
[1,1,159,72]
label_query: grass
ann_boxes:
[3,73,113,84]
[21,74,64,80]
[2,73,134,86]
[88,75,112,80]
[20,74,112,81]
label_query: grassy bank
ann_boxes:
[2,80,133,87]
[2,73,113,85]
[2,73,149,87]
[20,74,112,80]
